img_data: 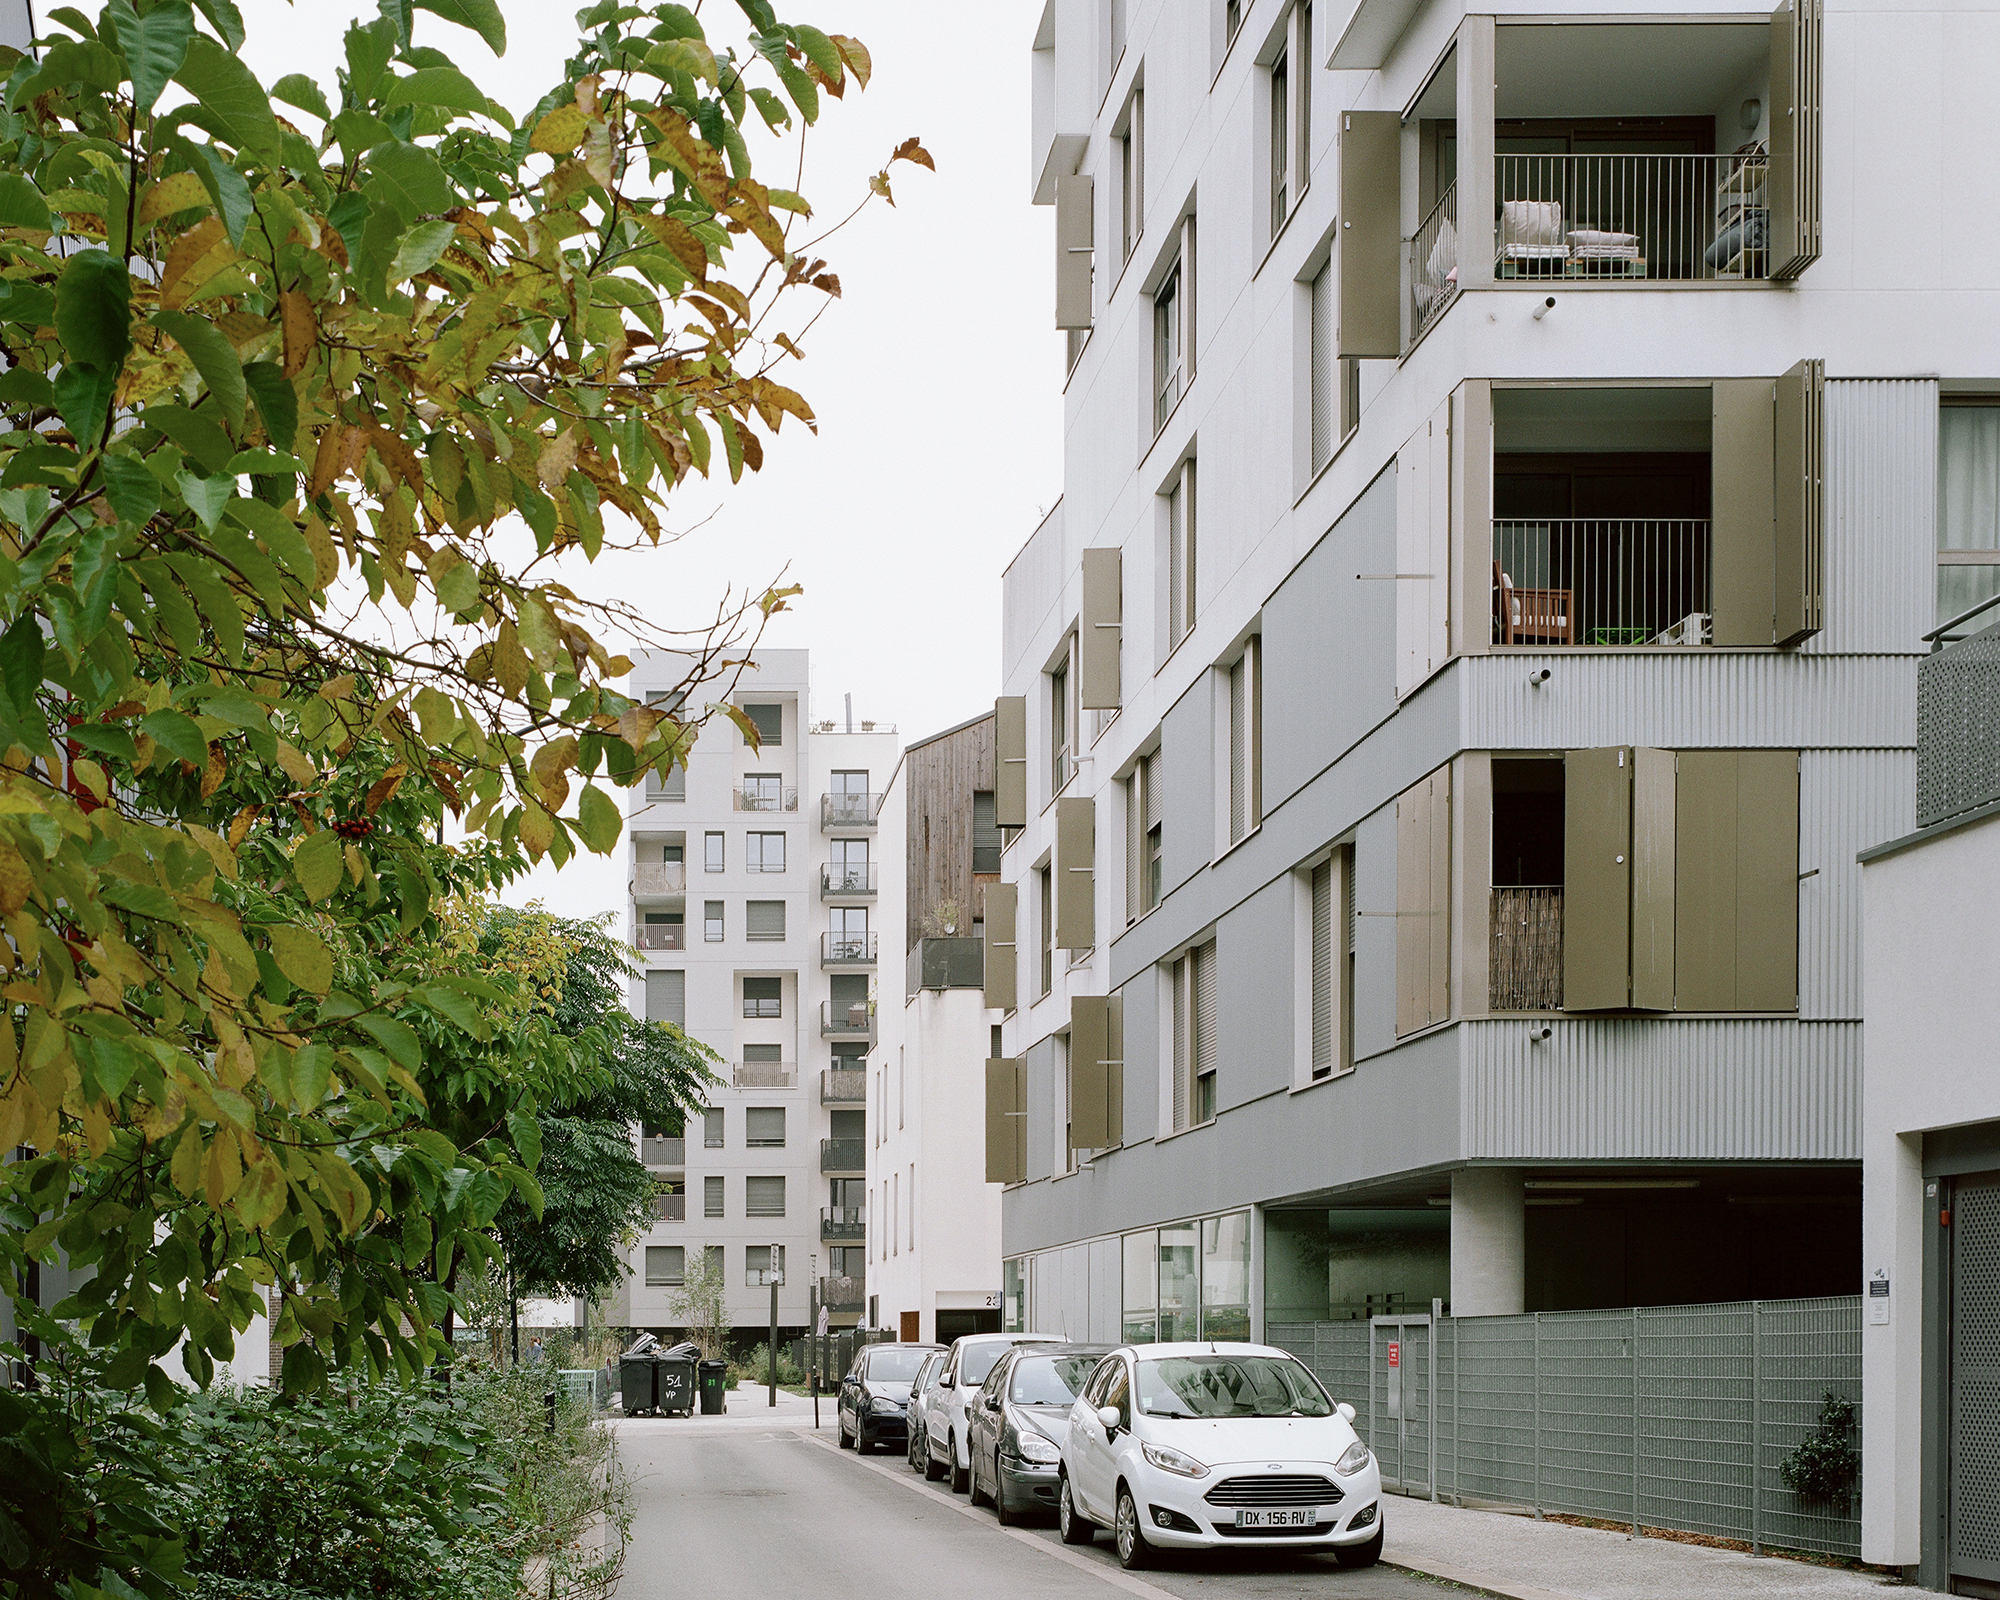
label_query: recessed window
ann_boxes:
[743,702,783,747]
[971,791,1001,875]
[1154,261,1183,431]
[745,1107,786,1148]
[1050,652,1073,795]
[1171,940,1217,1129]
[747,832,786,873]
[645,1245,684,1286]
[745,1184,786,1223]
[1116,87,1144,263]
[1225,638,1262,845]
[743,975,782,1018]
[745,1245,785,1286]
[703,1107,724,1148]
[745,900,785,942]
[1127,749,1163,922]
[1040,866,1055,996]
[1939,402,2000,631]
[704,1174,724,1216]
[704,900,724,942]
[704,831,725,872]
[1165,459,1197,650]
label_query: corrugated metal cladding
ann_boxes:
[1459,653,1916,752]
[1801,378,1936,657]
[1460,1019,1860,1161]
[1799,748,1915,1018]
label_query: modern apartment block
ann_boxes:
[995,0,1985,1468]
[615,649,896,1340]
[867,714,1008,1343]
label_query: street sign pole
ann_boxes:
[768,1244,780,1409]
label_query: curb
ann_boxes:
[1381,1556,1580,1600]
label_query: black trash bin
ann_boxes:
[655,1351,695,1416]
[697,1358,728,1415]
[620,1353,659,1417]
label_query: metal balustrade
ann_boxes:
[640,1136,684,1166]
[1492,520,1712,648]
[821,932,877,967]
[732,1061,796,1089]
[820,863,878,898]
[1494,153,1770,283]
[734,784,798,812]
[820,1139,866,1174]
[821,1069,866,1105]
[1412,182,1458,337]
[820,792,878,829]
[820,1207,865,1243]
[633,923,684,951]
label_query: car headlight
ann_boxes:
[874,1396,903,1412]
[1014,1432,1061,1464]
[1335,1441,1372,1476]
[1141,1441,1210,1479]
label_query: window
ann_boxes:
[1268,4,1310,238]
[703,1107,724,1148]
[1049,652,1072,794]
[1225,0,1242,46]
[1310,858,1335,1078]
[829,906,869,961]
[1268,46,1289,237]
[745,1107,786,1148]
[829,837,870,892]
[1200,1212,1251,1339]
[745,900,786,941]
[704,900,724,942]
[1126,748,1162,923]
[897,1045,905,1129]
[1166,459,1196,649]
[1153,261,1182,432]
[741,773,784,811]
[1159,1224,1198,1340]
[908,1162,916,1251]
[704,1174,724,1216]
[1307,263,1356,474]
[704,831,724,872]
[1122,1230,1157,1342]
[746,832,785,873]
[645,1245,684,1286]
[1116,88,1144,263]
[704,1244,723,1279]
[1306,846,1357,1079]
[744,1241,786,1281]
[1039,865,1054,996]
[644,969,685,1027]
[1226,638,1261,845]
[743,702,783,747]
[971,792,1001,874]
[743,975,782,1018]
[1171,939,1217,1129]
[1939,402,2000,630]
[891,1171,899,1255]
[744,1178,786,1220]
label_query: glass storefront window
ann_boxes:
[1122,1230,1157,1344]
[1159,1225,1199,1341]
[1200,1211,1252,1340]
[1003,1258,1025,1333]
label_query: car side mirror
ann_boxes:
[1096,1405,1122,1432]
[1337,1402,1356,1423]
[940,1375,954,1389]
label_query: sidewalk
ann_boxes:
[1381,1494,1900,1600]
[608,1380,832,1435]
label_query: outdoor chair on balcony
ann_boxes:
[1494,561,1575,646]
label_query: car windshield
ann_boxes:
[866,1348,928,1382]
[1135,1355,1333,1419]
[958,1343,1020,1386]
[1010,1354,1099,1406]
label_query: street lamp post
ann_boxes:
[767,1242,780,1409]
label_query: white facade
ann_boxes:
[619,649,896,1334]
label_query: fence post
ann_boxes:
[1631,1304,1641,1536]
[1453,1314,1462,1508]
[1751,1300,1763,1557]
[1533,1312,1542,1520]
[1428,1312,1439,1503]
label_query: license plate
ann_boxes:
[1235,1508,1318,1528]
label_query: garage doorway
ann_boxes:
[935,1308,1001,1344]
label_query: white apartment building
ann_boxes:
[617,649,896,1339]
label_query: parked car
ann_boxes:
[1057,1342,1383,1572]
[837,1341,943,1454]
[967,1343,1113,1524]
[922,1331,1068,1493]
[906,1348,948,1474]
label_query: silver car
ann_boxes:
[921,1332,1068,1493]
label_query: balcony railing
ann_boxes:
[651,1190,686,1222]
[633,923,684,951]
[1412,182,1458,339]
[821,1138,865,1174]
[1493,520,1712,648]
[820,1272,864,1312]
[1490,887,1563,1012]
[822,932,877,968]
[820,792,877,830]
[820,863,878,899]
[820,1207,865,1243]
[632,861,686,896]
[819,999,875,1040]
[641,1136,685,1166]
[821,1068,866,1105]
[733,1061,796,1090]
[1494,153,1769,283]
[734,785,798,813]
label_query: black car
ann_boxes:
[837,1341,943,1454]
[967,1343,1114,1524]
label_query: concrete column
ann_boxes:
[1450,1166,1525,1316]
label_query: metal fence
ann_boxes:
[790,1326,897,1389]
[1270,1295,1861,1558]
[1493,520,1712,648]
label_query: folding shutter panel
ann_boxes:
[1228,656,1247,843]
[1192,941,1218,1090]
[1170,958,1189,1131]
[1773,358,1826,646]
[1055,173,1095,329]
[985,1059,1026,1183]
[1425,764,1452,1026]
[645,969,685,1027]
[995,696,1028,826]
[1080,548,1122,709]
[1310,860,1334,1071]
[1450,380,1492,659]
[745,900,785,939]
[1069,996,1112,1149]
[983,882,1017,1011]
[1767,0,1822,280]
[1106,990,1124,1146]
[1337,111,1401,358]
[1711,379,1778,647]
[1629,747,1679,1011]
[1395,400,1451,698]
[1563,747,1633,1012]
[1055,795,1096,949]
[1673,751,1738,1010]
[1732,749,1800,1011]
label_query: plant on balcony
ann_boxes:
[923,896,963,937]
[1779,1391,1860,1509]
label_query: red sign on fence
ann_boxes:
[1387,1342,1400,1368]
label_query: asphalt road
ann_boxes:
[613,1420,1469,1600]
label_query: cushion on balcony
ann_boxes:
[1566,229,1642,260]
[1499,200,1565,255]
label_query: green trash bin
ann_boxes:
[697,1358,728,1415]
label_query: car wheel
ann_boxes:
[1114,1486,1154,1571]
[1334,1523,1384,1569]
[949,1434,970,1495]
[908,1424,925,1474]
[991,1453,1016,1526]
[968,1448,990,1507]
[837,1414,854,1449]
[924,1431,948,1482]
[1058,1476,1093,1544]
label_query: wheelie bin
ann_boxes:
[697,1357,729,1415]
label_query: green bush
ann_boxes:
[1779,1391,1859,1507]
[728,1344,805,1388]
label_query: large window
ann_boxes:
[704,831,724,872]
[746,832,786,873]
[1122,1231,1157,1344]
[743,975,782,1018]
[1049,650,1073,795]
[704,899,724,942]
[1939,402,2000,631]
[1114,1214,1253,1343]
[1126,748,1162,923]
[645,1245,684,1287]
[744,1179,786,1220]
[829,905,869,961]
[741,773,785,811]
[745,1107,786,1148]
[1153,259,1183,432]
[1159,1224,1198,1341]
[1201,1212,1252,1338]
[644,969,684,1027]
[1267,4,1310,240]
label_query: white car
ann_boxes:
[921,1332,1068,1493]
[1057,1342,1384,1571]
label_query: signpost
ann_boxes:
[763,1244,783,1408]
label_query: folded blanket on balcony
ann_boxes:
[1567,229,1641,260]
[1705,207,1768,269]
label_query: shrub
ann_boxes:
[1779,1391,1860,1507]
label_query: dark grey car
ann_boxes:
[967,1344,1113,1525]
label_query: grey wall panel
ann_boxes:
[1263,465,1399,812]
[1160,680,1215,891]
[1351,806,1402,1065]
[1025,1032,1061,1183]
[1122,965,1161,1144]
[1798,748,1915,1020]
[1460,1018,1860,1162]
[1218,879,1296,1109]
[1801,379,1935,657]
[1460,654,1916,753]
[1088,1236,1121,1342]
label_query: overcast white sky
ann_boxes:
[238,0,1064,920]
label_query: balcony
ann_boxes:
[733,1061,796,1090]
[734,784,798,813]
[651,1190,686,1222]
[1489,887,1563,1012]
[820,792,878,831]
[1495,153,1769,285]
[820,1273,864,1312]
[821,1138,865,1176]
[641,1136,685,1167]
[1492,521,1712,648]
[632,861,686,897]
[819,863,877,900]
[907,936,983,996]
[821,932,877,970]
[633,923,685,951]
[820,1207,865,1244]
[821,1068,866,1105]
[819,999,875,1041]
[1411,183,1458,340]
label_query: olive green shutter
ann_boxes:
[995,695,1027,827]
[1068,995,1112,1149]
[1105,990,1124,1146]
[1337,111,1401,358]
[1055,795,1095,949]
[1674,750,1799,1012]
[1055,173,1095,329]
[984,1058,1025,1183]
[1767,0,1822,280]
[1079,548,1122,709]
[1629,747,1678,1011]
[1773,358,1826,647]
[1395,765,1451,1035]
[1563,747,1633,1011]
[1711,379,1777,647]
[983,881,1017,1011]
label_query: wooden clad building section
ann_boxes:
[902,711,998,954]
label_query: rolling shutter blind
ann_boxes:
[1170,958,1189,1131]
[1055,173,1095,329]
[744,900,785,940]
[745,1107,785,1146]
[1228,656,1247,843]
[1080,548,1123,709]
[1774,358,1826,646]
[1309,261,1334,473]
[744,703,782,745]
[1395,766,1451,1034]
[995,696,1028,826]
[704,1175,723,1217]
[983,882,1017,1011]
[1068,995,1112,1149]
[1310,860,1334,1072]
[744,1176,785,1217]
[1337,111,1401,358]
[1055,795,1095,949]
[645,969,685,1027]
[1767,0,1822,280]
[1191,941,1217,1096]
[984,1059,1026,1183]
